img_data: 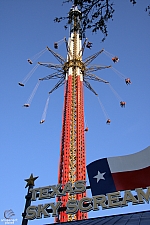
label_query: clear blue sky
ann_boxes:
[0,1,150,224]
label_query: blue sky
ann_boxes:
[0,1,150,224]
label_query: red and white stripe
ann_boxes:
[107,146,150,190]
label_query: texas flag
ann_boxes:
[87,146,150,196]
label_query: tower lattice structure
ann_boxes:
[37,6,109,222]
[19,0,131,223]
[23,5,110,223]
[57,7,87,222]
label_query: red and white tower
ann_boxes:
[36,6,109,222]
[57,6,87,222]
[22,5,111,223]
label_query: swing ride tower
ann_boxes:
[57,7,87,222]
[19,3,131,223]
[21,5,111,222]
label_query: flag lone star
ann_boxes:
[93,171,106,183]
[87,146,150,196]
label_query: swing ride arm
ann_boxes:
[78,38,87,57]
[84,49,104,66]
[38,62,63,70]
[83,79,98,95]
[64,38,73,58]
[48,77,65,94]
[39,72,65,81]
[86,65,111,73]
[84,73,109,83]
[46,46,66,65]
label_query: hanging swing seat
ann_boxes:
[27,59,33,64]
[106,119,111,124]
[125,78,131,85]
[24,103,30,107]
[18,82,24,87]
[112,57,119,63]
[84,127,88,132]
[86,42,92,49]
[40,119,45,124]
[120,101,126,107]
[54,42,58,49]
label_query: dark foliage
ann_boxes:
[54,0,149,41]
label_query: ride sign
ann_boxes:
[25,180,150,220]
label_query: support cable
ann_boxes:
[103,50,119,63]
[64,37,73,58]
[111,67,132,85]
[78,38,87,56]
[23,80,41,107]
[18,64,39,86]
[56,38,65,45]
[97,95,109,121]
[103,49,115,58]
[84,112,88,132]
[111,67,126,80]
[27,48,47,64]
[108,84,126,108]
[108,83,122,101]
[40,95,50,124]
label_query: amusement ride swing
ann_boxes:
[18,41,131,125]
[19,5,131,222]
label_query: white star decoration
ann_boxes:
[93,171,106,183]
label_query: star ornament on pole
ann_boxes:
[93,171,106,183]
[24,173,38,188]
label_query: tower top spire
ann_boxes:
[68,4,82,38]
[69,5,81,16]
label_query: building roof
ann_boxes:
[45,210,150,225]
